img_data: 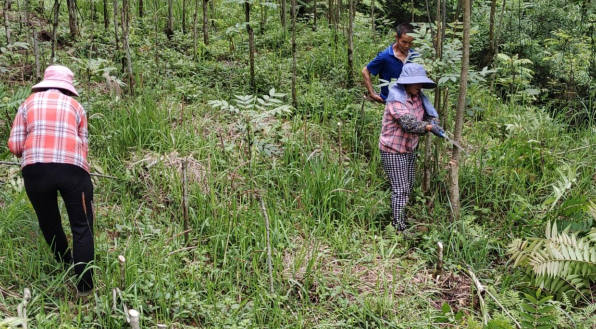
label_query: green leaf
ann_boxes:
[441,302,451,315]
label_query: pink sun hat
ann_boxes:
[31,65,79,96]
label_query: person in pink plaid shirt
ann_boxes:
[379,63,444,234]
[8,65,95,297]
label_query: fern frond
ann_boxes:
[508,221,596,304]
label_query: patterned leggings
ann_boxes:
[380,151,417,231]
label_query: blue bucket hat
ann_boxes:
[396,63,436,89]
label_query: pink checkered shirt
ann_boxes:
[8,89,89,172]
[379,94,425,154]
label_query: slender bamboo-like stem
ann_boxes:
[434,241,443,279]
[193,0,198,58]
[371,0,375,33]
[182,0,187,33]
[291,0,297,108]
[33,28,40,80]
[182,160,189,245]
[245,1,255,91]
[346,0,354,87]
[118,255,126,289]
[259,197,274,294]
[312,0,316,31]
[121,0,134,94]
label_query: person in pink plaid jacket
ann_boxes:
[8,65,95,297]
[379,63,444,233]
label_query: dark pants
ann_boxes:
[380,151,417,231]
[22,163,94,292]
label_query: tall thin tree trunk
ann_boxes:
[484,0,496,65]
[33,28,40,79]
[291,0,297,108]
[193,0,198,57]
[67,0,78,39]
[4,0,12,44]
[371,0,375,33]
[328,0,332,26]
[166,0,173,39]
[51,0,59,63]
[346,0,354,87]
[245,1,255,91]
[424,0,443,194]
[139,0,144,18]
[281,0,286,29]
[447,0,471,220]
[103,0,109,29]
[24,0,28,28]
[202,0,209,45]
[312,0,316,31]
[122,0,134,94]
[113,0,120,50]
[182,0,186,33]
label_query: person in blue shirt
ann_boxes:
[362,23,419,103]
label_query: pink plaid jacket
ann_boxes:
[379,94,425,154]
[8,89,89,172]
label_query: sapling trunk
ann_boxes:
[447,0,471,220]
[67,0,78,39]
[202,0,209,45]
[371,0,375,33]
[182,160,189,245]
[434,241,443,280]
[346,0,354,87]
[51,0,59,63]
[129,309,140,329]
[33,28,40,80]
[338,122,343,171]
[113,0,120,50]
[193,0,198,58]
[166,0,173,39]
[259,197,274,294]
[103,0,109,29]
[139,0,143,17]
[291,0,297,108]
[16,288,31,329]
[312,0,316,31]
[182,0,187,34]
[245,1,255,91]
[3,0,11,45]
[121,0,134,94]
[281,0,286,29]
[118,255,126,289]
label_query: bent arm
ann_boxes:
[361,66,384,103]
[8,109,26,158]
[398,114,433,135]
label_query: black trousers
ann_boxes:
[22,163,94,292]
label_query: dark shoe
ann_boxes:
[77,288,93,298]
